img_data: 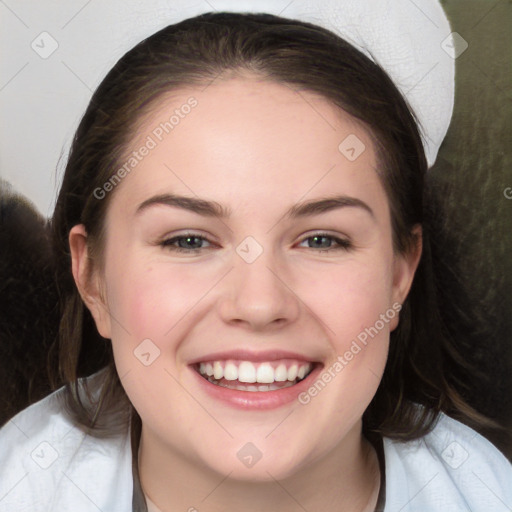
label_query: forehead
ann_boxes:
[109,76,384,220]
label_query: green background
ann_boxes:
[431,0,511,451]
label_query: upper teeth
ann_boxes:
[198,360,312,383]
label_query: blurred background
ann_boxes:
[430,0,512,444]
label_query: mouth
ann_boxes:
[189,349,323,409]
[194,359,315,392]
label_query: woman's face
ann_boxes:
[71,75,419,480]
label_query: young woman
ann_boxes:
[1,3,510,512]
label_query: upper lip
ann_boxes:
[188,349,319,365]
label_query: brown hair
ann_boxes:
[0,181,60,427]
[50,10,506,469]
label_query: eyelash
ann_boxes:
[159,232,352,254]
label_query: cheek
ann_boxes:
[107,258,212,340]
[300,256,394,342]
[104,259,210,416]
[299,257,393,405]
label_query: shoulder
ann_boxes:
[0,371,133,512]
[383,411,512,512]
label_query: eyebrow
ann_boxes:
[134,193,374,220]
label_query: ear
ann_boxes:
[68,224,112,339]
[389,224,422,330]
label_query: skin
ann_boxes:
[69,75,422,512]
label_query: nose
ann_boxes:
[217,245,301,332]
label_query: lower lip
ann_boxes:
[190,364,323,410]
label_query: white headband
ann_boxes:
[166,0,455,168]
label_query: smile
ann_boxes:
[195,359,314,392]
[189,350,323,409]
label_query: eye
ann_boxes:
[297,233,352,252]
[159,232,352,254]
[160,233,213,253]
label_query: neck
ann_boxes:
[138,423,381,512]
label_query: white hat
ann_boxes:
[167,0,456,168]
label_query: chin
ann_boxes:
[191,435,314,483]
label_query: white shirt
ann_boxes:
[1,374,511,511]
